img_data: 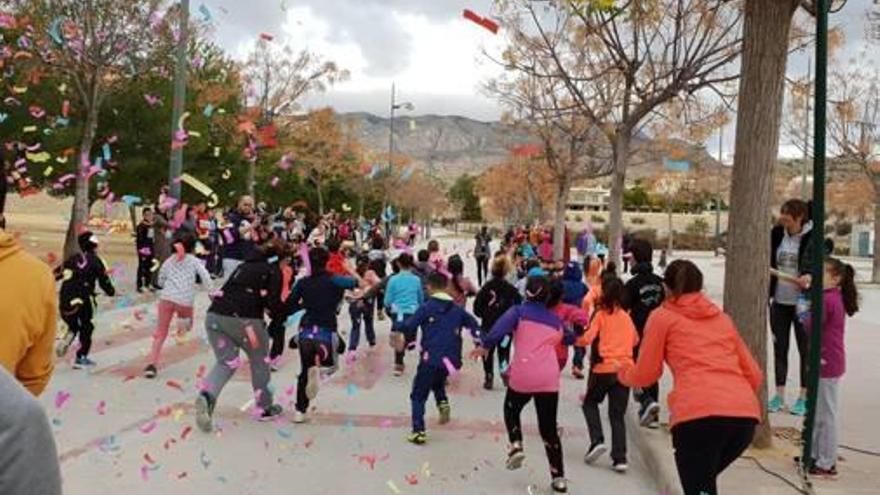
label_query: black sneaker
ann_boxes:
[143,364,157,379]
[640,401,660,427]
[584,442,607,464]
[506,444,526,470]
[483,374,494,390]
[195,391,216,433]
[259,404,284,422]
[808,465,838,479]
[551,477,568,493]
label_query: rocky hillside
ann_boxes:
[340,112,724,183]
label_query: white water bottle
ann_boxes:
[796,292,811,324]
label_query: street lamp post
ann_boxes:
[715,126,723,256]
[387,82,413,239]
[168,0,190,200]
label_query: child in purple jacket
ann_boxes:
[808,258,859,478]
[473,275,576,494]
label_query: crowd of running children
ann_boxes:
[50,193,860,495]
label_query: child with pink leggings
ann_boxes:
[144,233,212,378]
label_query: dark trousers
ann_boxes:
[482,340,511,378]
[475,256,489,286]
[671,417,756,495]
[349,300,375,350]
[634,335,659,407]
[582,372,629,463]
[61,298,95,358]
[136,254,154,289]
[410,364,449,432]
[268,317,286,360]
[770,302,808,388]
[296,338,334,413]
[572,346,586,370]
[504,388,564,479]
[392,313,416,366]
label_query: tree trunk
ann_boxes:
[316,178,325,216]
[608,134,631,267]
[128,204,138,233]
[63,104,99,259]
[553,178,571,261]
[247,159,256,199]
[667,204,674,256]
[873,186,880,283]
[723,0,799,449]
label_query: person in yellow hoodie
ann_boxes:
[0,174,58,396]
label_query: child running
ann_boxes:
[385,253,425,375]
[395,271,481,445]
[473,256,522,390]
[578,274,639,473]
[474,276,575,494]
[144,233,212,378]
[347,254,381,353]
[56,232,116,368]
[807,258,859,478]
[135,207,156,292]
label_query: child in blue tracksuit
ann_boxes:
[561,261,589,379]
[394,271,481,445]
[384,253,424,375]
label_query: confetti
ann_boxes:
[139,420,158,434]
[386,480,401,494]
[462,9,499,34]
[198,3,212,22]
[96,400,106,415]
[260,32,274,41]
[54,390,71,409]
[346,383,358,396]
[166,380,184,392]
[199,451,211,469]
[180,426,193,440]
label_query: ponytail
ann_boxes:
[827,258,860,316]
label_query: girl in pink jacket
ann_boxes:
[474,275,576,494]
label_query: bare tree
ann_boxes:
[493,0,741,265]
[724,0,848,447]
[21,0,168,257]
[243,38,348,197]
[488,62,613,260]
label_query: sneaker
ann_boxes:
[407,431,427,445]
[292,410,307,424]
[501,373,510,388]
[551,477,568,493]
[613,461,629,473]
[305,366,321,400]
[571,367,585,380]
[73,356,96,369]
[808,465,838,479]
[584,442,607,464]
[791,398,807,417]
[768,395,785,413]
[195,392,215,433]
[259,404,283,422]
[647,418,661,429]
[438,401,451,425]
[393,364,405,376]
[390,332,405,352]
[506,444,526,470]
[56,331,76,358]
[640,401,660,427]
[269,363,280,373]
[483,374,494,391]
[143,364,157,379]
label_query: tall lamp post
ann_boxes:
[168,0,190,200]
[715,125,724,256]
[387,82,414,239]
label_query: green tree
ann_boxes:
[624,181,651,210]
[448,175,482,222]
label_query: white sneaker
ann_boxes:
[584,443,607,464]
[305,367,320,400]
[612,462,629,473]
[292,410,307,424]
[56,331,76,358]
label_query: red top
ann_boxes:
[618,292,762,427]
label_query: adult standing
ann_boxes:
[619,260,762,495]
[474,225,492,286]
[221,195,258,282]
[768,199,815,416]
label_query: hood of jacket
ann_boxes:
[0,230,22,263]
[630,261,655,276]
[563,262,582,282]
[663,292,722,320]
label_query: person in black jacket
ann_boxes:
[56,232,116,368]
[284,247,361,424]
[768,199,815,416]
[473,255,522,390]
[474,226,492,286]
[195,238,286,433]
[135,207,156,292]
[623,238,664,428]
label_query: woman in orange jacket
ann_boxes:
[618,260,762,495]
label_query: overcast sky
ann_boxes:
[200,0,878,153]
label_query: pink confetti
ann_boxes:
[54,390,71,409]
[442,356,459,377]
[225,357,243,369]
[96,400,106,415]
[139,420,158,434]
[270,176,279,187]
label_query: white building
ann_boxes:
[567,187,610,211]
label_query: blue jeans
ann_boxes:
[349,299,375,350]
[410,364,449,432]
[572,346,586,369]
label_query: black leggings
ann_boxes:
[475,256,489,286]
[267,317,286,361]
[504,388,564,479]
[61,298,95,358]
[671,417,756,495]
[295,338,336,413]
[770,303,808,388]
[482,341,510,378]
[136,255,154,289]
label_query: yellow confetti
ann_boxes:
[23,125,38,133]
[187,130,201,138]
[12,86,28,94]
[178,111,191,130]
[213,146,220,157]
[26,151,52,163]
[180,173,214,197]
[61,269,73,281]
[43,166,54,177]
[150,259,161,272]
[173,408,184,422]
[207,193,219,208]
[70,298,83,306]
[386,480,400,494]
[58,83,67,93]
[221,169,231,180]
[421,462,431,477]
[56,155,69,164]
[239,398,255,412]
